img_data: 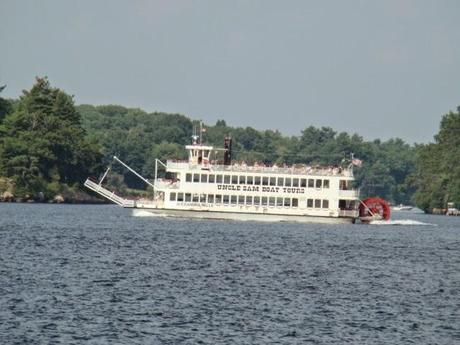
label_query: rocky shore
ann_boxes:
[0,186,108,204]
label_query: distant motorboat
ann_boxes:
[392,204,413,211]
[446,202,459,216]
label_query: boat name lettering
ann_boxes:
[282,187,305,194]
[217,184,305,194]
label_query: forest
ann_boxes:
[0,78,459,212]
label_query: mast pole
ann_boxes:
[99,166,111,186]
[113,156,155,188]
[200,121,203,145]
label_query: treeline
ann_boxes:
[78,105,416,204]
[0,78,458,210]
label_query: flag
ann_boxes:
[352,158,363,167]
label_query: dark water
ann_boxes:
[0,204,459,344]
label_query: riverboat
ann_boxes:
[85,132,362,224]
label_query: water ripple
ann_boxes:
[0,204,459,344]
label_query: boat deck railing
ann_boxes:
[166,161,353,177]
[339,209,359,218]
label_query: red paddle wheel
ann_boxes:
[359,197,391,223]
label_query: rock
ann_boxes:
[1,191,14,202]
[54,195,65,203]
[38,192,45,201]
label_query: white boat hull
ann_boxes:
[132,207,355,224]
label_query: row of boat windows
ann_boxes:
[185,173,330,188]
[169,192,330,209]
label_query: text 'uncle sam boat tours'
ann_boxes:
[84,126,390,224]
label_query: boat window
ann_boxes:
[224,175,231,184]
[186,173,192,182]
[315,199,321,208]
[285,178,291,187]
[193,194,199,202]
[269,177,276,186]
[193,174,200,183]
[232,175,238,184]
[255,176,261,185]
[200,194,206,203]
[262,177,269,186]
[223,195,229,204]
[185,193,191,202]
[300,178,307,187]
[238,195,244,205]
[276,198,283,207]
[247,176,254,185]
[231,195,237,205]
[239,176,246,184]
[292,198,299,207]
[246,196,253,205]
[277,177,284,186]
[316,179,322,188]
[293,178,299,187]
[284,198,291,207]
[177,193,184,202]
[269,197,276,206]
[201,174,208,183]
[308,179,314,188]
[261,197,268,206]
[322,199,329,209]
[208,194,214,203]
[323,179,329,188]
[215,194,222,204]
[170,192,176,201]
[254,196,260,205]
[307,199,313,208]
[216,175,223,183]
[339,180,348,190]
[209,174,215,183]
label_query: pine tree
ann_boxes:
[0,77,103,198]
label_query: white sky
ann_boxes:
[1,0,459,143]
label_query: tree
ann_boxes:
[0,77,103,198]
[411,108,460,211]
[0,84,12,123]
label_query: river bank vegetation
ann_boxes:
[0,78,458,212]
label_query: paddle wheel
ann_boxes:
[359,197,391,223]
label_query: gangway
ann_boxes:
[84,178,135,208]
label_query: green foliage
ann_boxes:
[0,84,13,123]
[0,77,103,199]
[411,108,460,211]
[78,105,416,204]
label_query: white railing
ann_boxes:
[167,160,353,177]
[338,189,359,198]
[339,210,358,218]
[154,180,180,189]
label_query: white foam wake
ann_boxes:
[132,210,157,217]
[369,219,436,226]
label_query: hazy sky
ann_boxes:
[1,0,459,143]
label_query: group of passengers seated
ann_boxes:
[226,161,343,175]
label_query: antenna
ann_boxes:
[199,121,203,145]
[191,124,199,144]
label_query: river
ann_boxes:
[0,203,459,344]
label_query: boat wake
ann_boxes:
[369,219,436,226]
[132,210,157,217]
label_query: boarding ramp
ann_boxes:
[84,179,135,208]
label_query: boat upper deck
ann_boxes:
[166,160,354,178]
